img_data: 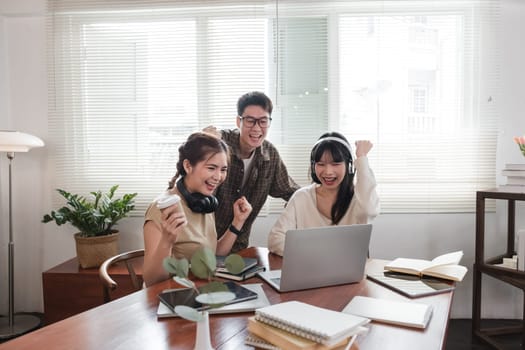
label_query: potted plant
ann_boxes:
[42,185,138,268]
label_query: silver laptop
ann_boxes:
[258,224,372,292]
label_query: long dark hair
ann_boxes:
[310,132,354,224]
[168,132,229,189]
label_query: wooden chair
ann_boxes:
[99,249,144,303]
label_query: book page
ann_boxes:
[423,264,467,282]
[385,258,432,274]
[429,251,463,268]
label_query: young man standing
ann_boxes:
[206,91,299,253]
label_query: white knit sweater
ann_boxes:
[267,156,380,256]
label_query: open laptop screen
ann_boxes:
[259,224,372,292]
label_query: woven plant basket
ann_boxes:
[74,231,120,268]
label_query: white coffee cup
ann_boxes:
[155,192,182,214]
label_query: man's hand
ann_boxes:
[203,125,221,138]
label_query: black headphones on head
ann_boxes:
[176,178,219,214]
[310,136,354,183]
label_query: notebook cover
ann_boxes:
[215,256,258,273]
[343,295,433,329]
[214,265,266,281]
[367,271,455,298]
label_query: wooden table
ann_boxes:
[42,256,144,325]
[5,247,453,350]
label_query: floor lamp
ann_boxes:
[0,130,44,339]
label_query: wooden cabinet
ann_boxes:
[472,189,525,350]
[42,256,143,325]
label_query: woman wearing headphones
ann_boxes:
[267,132,379,256]
[143,132,252,286]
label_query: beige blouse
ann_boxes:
[144,187,217,260]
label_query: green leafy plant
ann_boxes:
[163,247,245,321]
[42,185,138,237]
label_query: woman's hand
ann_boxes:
[355,140,373,158]
[159,205,187,244]
[232,196,252,228]
[216,196,252,255]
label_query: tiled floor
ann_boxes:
[446,319,522,350]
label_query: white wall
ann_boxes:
[0,0,524,319]
[0,0,48,315]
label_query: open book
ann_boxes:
[384,251,467,282]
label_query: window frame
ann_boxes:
[47,0,499,215]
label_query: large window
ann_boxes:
[47,0,499,214]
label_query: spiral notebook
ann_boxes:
[254,301,369,346]
[247,317,366,350]
[245,334,281,350]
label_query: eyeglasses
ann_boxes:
[239,116,272,128]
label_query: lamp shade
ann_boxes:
[0,130,45,152]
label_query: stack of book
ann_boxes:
[215,256,265,281]
[244,301,369,350]
[500,163,525,192]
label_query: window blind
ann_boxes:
[47,0,499,215]
[335,1,500,212]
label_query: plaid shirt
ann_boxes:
[215,129,299,252]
